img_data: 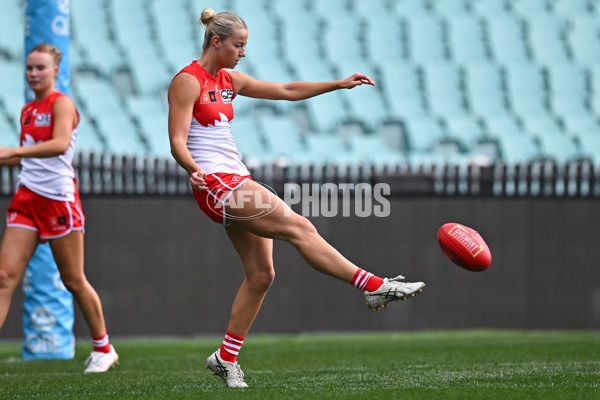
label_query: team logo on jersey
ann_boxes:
[24,115,32,125]
[201,91,218,104]
[34,113,51,127]
[220,89,234,104]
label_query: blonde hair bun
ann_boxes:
[200,8,217,26]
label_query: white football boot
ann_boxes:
[206,350,248,388]
[363,275,425,311]
[84,345,119,373]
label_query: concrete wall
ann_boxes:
[1,196,599,339]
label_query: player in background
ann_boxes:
[0,43,118,373]
[168,8,425,388]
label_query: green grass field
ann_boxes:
[0,330,598,399]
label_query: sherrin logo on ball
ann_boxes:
[448,225,484,257]
[438,223,492,272]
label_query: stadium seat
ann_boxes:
[402,118,447,152]
[0,0,24,60]
[230,0,269,18]
[431,0,470,16]
[126,96,171,158]
[422,63,467,119]
[304,134,350,164]
[577,133,600,164]
[537,134,582,165]
[72,0,125,77]
[446,14,488,63]
[95,113,148,156]
[567,15,600,67]
[257,116,307,162]
[346,134,406,169]
[138,115,172,159]
[70,44,89,72]
[552,0,593,17]
[496,134,541,165]
[126,95,167,119]
[505,62,548,118]
[293,59,336,83]
[304,91,349,133]
[381,62,427,120]
[471,0,509,16]
[591,65,600,117]
[237,13,279,62]
[485,14,529,63]
[109,0,150,47]
[551,96,589,121]
[392,0,430,17]
[351,0,390,18]
[272,0,308,18]
[521,113,564,137]
[547,63,588,101]
[0,93,24,131]
[562,113,600,136]
[124,47,172,95]
[73,78,124,117]
[364,15,405,63]
[247,57,294,86]
[230,91,258,117]
[405,15,447,63]
[344,86,389,132]
[76,116,107,154]
[281,20,322,68]
[444,114,486,150]
[323,17,366,67]
[463,62,507,118]
[526,15,570,64]
[0,61,25,104]
[108,0,172,94]
[310,0,352,18]
[484,114,523,138]
[0,114,18,147]
[511,0,552,17]
[151,0,199,72]
[230,116,271,164]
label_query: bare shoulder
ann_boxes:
[53,95,76,114]
[170,71,199,87]
[168,72,200,103]
[54,94,75,107]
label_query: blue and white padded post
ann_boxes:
[22,244,74,359]
[22,0,75,360]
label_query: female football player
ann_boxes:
[0,43,118,373]
[168,8,425,387]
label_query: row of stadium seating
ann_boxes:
[0,0,599,169]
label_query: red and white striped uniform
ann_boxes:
[173,61,249,176]
[19,91,79,201]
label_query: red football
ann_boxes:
[437,223,492,272]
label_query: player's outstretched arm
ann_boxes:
[228,71,375,102]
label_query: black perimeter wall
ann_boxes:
[1,195,599,339]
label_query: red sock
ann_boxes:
[92,333,112,353]
[351,268,384,292]
[219,331,245,363]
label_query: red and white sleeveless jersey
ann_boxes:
[19,91,79,202]
[174,61,249,175]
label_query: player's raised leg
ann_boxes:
[225,181,425,310]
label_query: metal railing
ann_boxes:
[1,153,599,198]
